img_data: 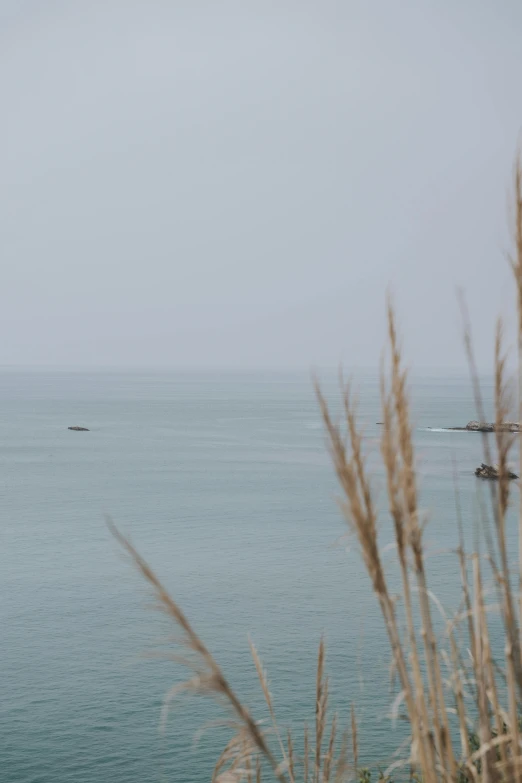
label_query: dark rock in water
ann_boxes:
[449,421,521,433]
[475,463,518,480]
[466,420,491,432]
[68,426,90,431]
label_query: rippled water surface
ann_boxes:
[0,369,512,782]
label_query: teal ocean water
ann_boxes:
[0,369,515,782]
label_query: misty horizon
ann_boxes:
[2,1,522,370]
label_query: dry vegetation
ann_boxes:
[112,156,522,781]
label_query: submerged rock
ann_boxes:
[68,426,90,431]
[475,463,518,480]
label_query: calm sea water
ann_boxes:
[0,369,516,782]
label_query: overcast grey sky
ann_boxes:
[1,0,521,369]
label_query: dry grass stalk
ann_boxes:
[333,730,349,783]
[472,553,497,783]
[314,637,328,783]
[111,518,353,782]
[510,156,522,647]
[246,741,253,783]
[287,730,295,783]
[455,494,479,709]
[303,724,309,783]
[315,377,421,774]
[388,303,457,781]
[322,713,337,783]
[213,732,256,782]
[249,639,293,781]
[351,705,358,779]
[317,305,462,780]
[491,323,520,782]
[381,317,437,781]
[108,521,287,783]
[448,624,471,767]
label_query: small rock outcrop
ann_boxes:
[450,421,521,433]
[465,421,492,432]
[68,426,90,431]
[475,463,518,480]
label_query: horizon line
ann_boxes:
[0,363,493,375]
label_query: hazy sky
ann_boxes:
[1,0,521,369]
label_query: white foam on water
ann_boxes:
[421,427,466,433]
